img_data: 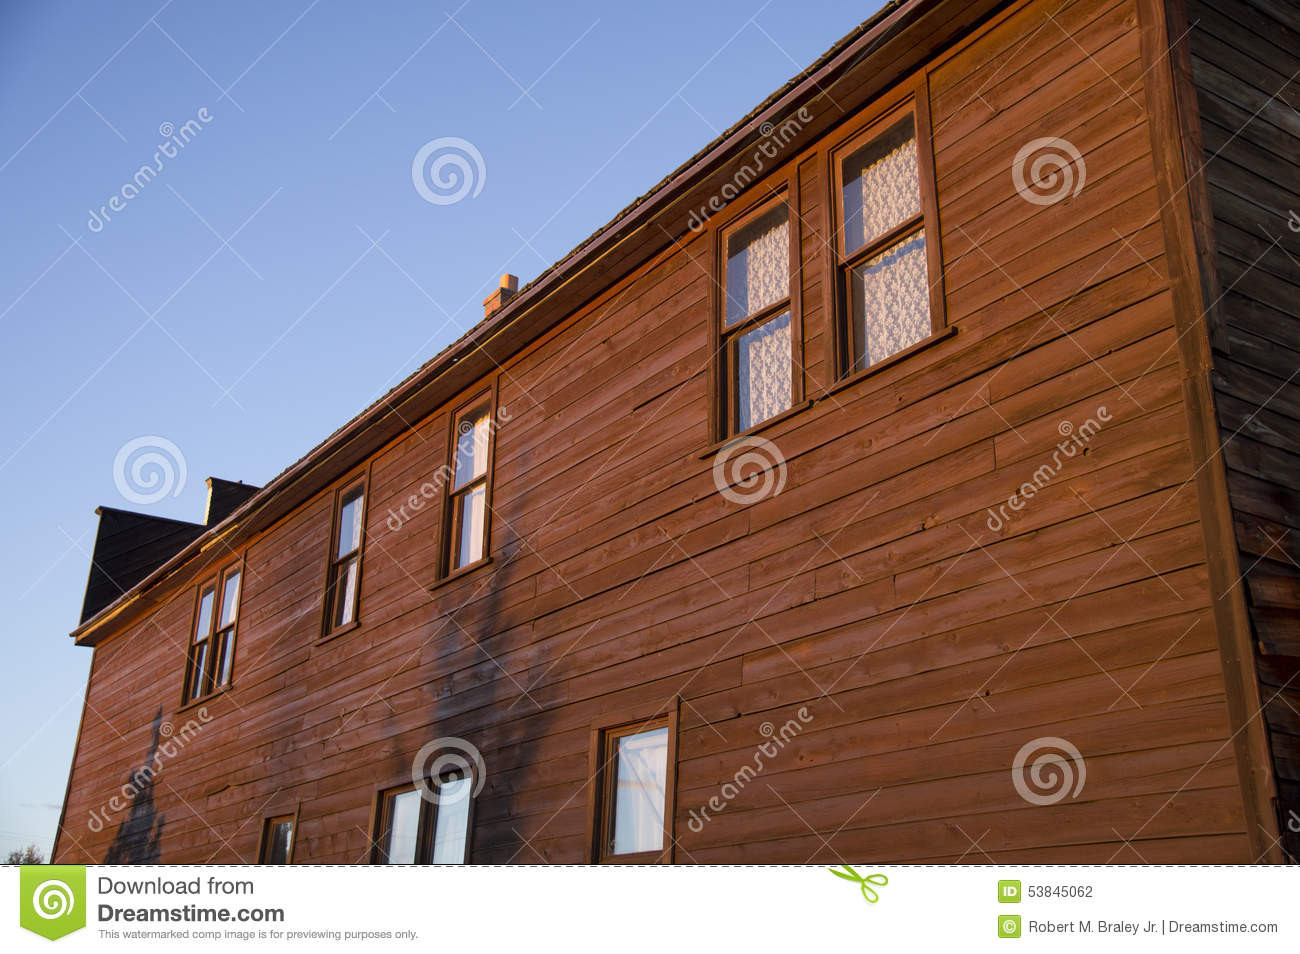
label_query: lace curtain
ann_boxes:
[737,311,792,431]
[851,231,929,368]
[726,205,789,324]
[842,116,920,255]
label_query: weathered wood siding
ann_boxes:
[1187,0,1300,861]
[55,0,1265,864]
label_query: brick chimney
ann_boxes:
[483,274,518,319]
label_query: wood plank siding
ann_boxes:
[1181,0,1300,861]
[52,0,1292,864]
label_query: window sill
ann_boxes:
[825,325,957,400]
[316,619,361,646]
[429,556,494,593]
[696,399,814,460]
[178,688,229,714]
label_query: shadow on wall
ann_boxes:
[102,708,166,863]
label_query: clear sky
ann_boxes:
[0,0,884,860]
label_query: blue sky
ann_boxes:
[0,0,882,859]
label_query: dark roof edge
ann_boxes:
[71,0,963,645]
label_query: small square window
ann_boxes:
[594,719,675,862]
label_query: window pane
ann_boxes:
[849,230,930,370]
[842,115,919,255]
[215,630,235,687]
[219,571,241,628]
[188,642,208,700]
[735,311,792,432]
[453,409,491,490]
[265,820,292,864]
[453,485,486,569]
[383,790,422,864]
[610,727,668,856]
[332,557,359,628]
[725,204,789,325]
[431,777,472,864]
[194,587,215,640]
[336,486,364,558]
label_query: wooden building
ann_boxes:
[53,0,1298,864]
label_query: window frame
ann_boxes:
[258,809,298,864]
[826,77,946,384]
[369,769,477,865]
[586,704,680,864]
[438,385,498,581]
[320,470,369,640]
[709,174,805,442]
[181,557,245,706]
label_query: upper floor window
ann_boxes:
[184,563,242,703]
[373,773,475,864]
[832,98,944,376]
[444,397,494,574]
[717,191,800,437]
[323,478,365,636]
[259,814,295,864]
[593,719,676,863]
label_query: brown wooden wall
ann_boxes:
[55,0,1269,864]
[1186,0,1300,861]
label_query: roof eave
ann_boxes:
[71,0,1003,646]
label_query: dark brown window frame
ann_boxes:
[437,384,498,582]
[826,75,947,384]
[320,469,369,640]
[369,769,477,865]
[708,173,805,443]
[586,702,680,864]
[258,808,298,864]
[181,557,245,706]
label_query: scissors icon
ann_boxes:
[828,865,888,903]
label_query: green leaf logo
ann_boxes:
[19,866,86,941]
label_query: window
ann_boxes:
[443,398,493,574]
[373,774,475,864]
[718,195,799,436]
[323,479,365,636]
[832,99,944,376]
[594,721,675,862]
[184,563,242,702]
[259,815,294,864]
